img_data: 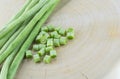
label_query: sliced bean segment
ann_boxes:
[50,50,57,58]
[43,55,51,64]
[26,50,33,58]
[33,54,41,63]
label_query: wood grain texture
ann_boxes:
[0,0,120,79]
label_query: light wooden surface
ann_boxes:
[103,61,120,79]
[0,0,120,79]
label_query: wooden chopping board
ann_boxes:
[0,0,120,79]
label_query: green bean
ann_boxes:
[7,1,60,79]
[50,50,57,58]
[36,31,49,43]
[0,47,20,79]
[54,34,61,39]
[47,25,55,32]
[50,31,61,38]
[33,44,39,51]
[0,0,55,64]
[43,55,51,64]
[47,38,53,46]
[55,27,61,31]
[40,34,49,44]
[26,50,33,58]
[67,28,75,39]
[0,0,38,49]
[36,34,42,43]
[0,23,28,78]
[46,46,54,53]
[0,0,31,33]
[33,54,41,63]
[41,26,48,32]
[38,48,45,56]
[67,28,74,32]
[38,44,46,49]
[53,39,60,47]
[67,32,74,39]
[59,37,67,45]
[0,18,30,54]
[0,0,48,39]
[50,31,57,38]
[0,29,15,49]
[58,28,66,36]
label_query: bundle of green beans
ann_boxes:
[25,25,75,64]
[0,0,60,79]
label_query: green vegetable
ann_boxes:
[50,31,57,38]
[0,29,16,49]
[67,28,74,32]
[47,25,55,31]
[58,28,66,36]
[0,0,54,64]
[46,46,54,53]
[38,44,46,49]
[0,0,48,39]
[7,1,60,79]
[41,26,48,32]
[47,38,54,46]
[40,35,49,44]
[0,47,20,79]
[38,48,45,56]
[26,50,33,58]
[0,18,29,79]
[67,32,74,39]
[50,31,61,38]
[0,18,30,54]
[0,0,31,33]
[33,54,41,63]
[59,37,67,45]
[0,0,38,48]
[33,44,39,51]
[67,28,75,39]
[36,34,42,43]
[55,26,61,31]
[36,31,49,43]
[53,39,60,47]
[50,50,57,58]
[43,55,51,64]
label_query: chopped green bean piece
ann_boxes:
[26,50,32,58]
[36,34,42,43]
[36,31,50,44]
[59,37,67,45]
[33,54,41,63]
[66,28,74,39]
[67,28,74,32]
[55,27,61,31]
[50,31,61,38]
[50,31,58,38]
[38,44,46,49]
[47,38,53,46]
[58,28,66,36]
[46,46,54,53]
[53,39,60,47]
[33,44,39,51]
[43,55,51,64]
[41,26,48,32]
[50,50,57,58]
[39,31,48,35]
[47,25,55,32]
[67,32,74,39]
[40,35,48,44]
[38,48,45,56]
[54,34,61,39]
